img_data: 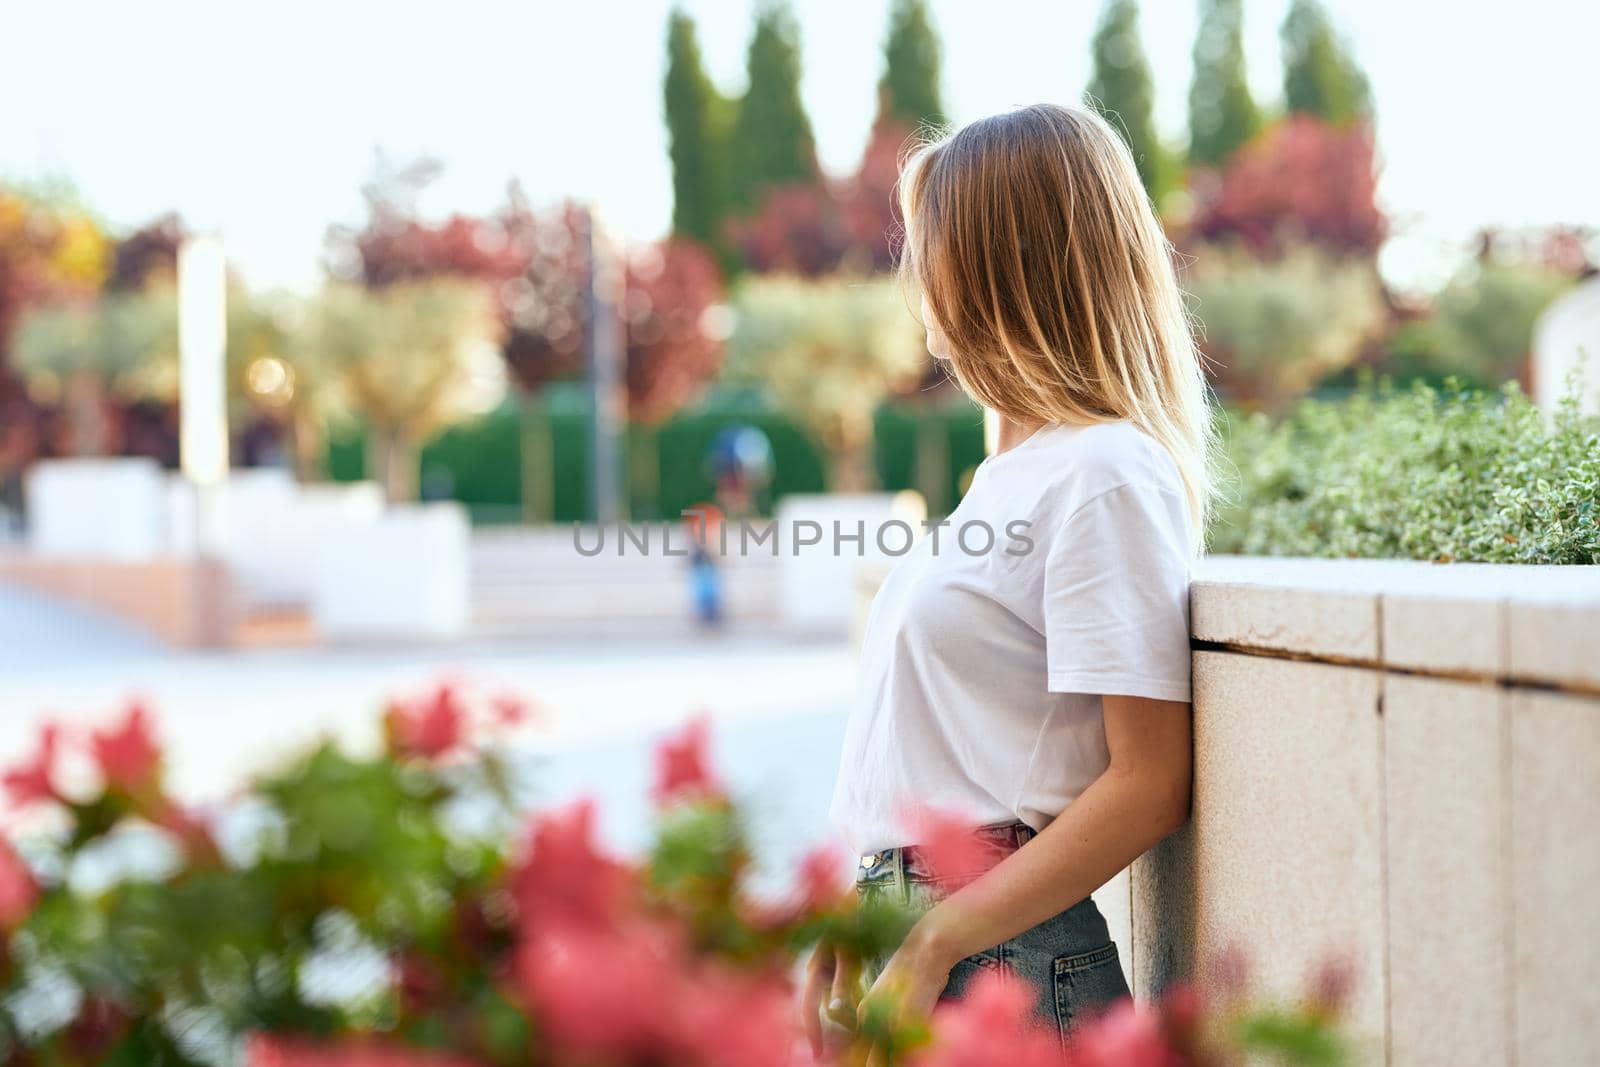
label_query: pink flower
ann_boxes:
[509,799,631,931]
[902,806,999,890]
[519,913,800,1067]
[387,683,468,760]
[1202,942,1251,1001]
[516,917,682,1060]
[91,703,162,795]
[490,691,531,727]
[0,838,38,928]
[153,801,220,864]
[1306,953,1356,1017]
[3,722,62,808]
[916,969,1062,1067]
[1064,998,1178,1067]
[651,715,721,805]
[247,1034,483,1067]
[675,966,799,1067]
[795,844,849,911]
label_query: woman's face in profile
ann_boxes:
[920,293,952,362]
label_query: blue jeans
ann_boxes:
[854,822,1130,1044]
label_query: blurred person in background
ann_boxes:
[808,104,1207,1050]
[684,501,724,628]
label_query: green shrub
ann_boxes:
[1186,242,1387,412]
[1210,379,1600,563]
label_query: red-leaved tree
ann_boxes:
[728,118,916,277]
[1189,115,1385,259]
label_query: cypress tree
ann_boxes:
[663,9,729,246]
[1188,0,1261,167]
[878,0,944,129]
[1281,0,1372,124]
[1085,0,1167,203]
[728,2,818,213]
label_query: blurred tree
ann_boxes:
[1186,242,1386,409]
[840,119,913,274]
[727,2,818,214]
[726,184,851,277]
[622,237,726,514]
[726,276,924,490]
[11,293,178,456]
[1399,258,1576,388]
[496,196,725,517]
[307,280,503,502]
[1281,0,1372,124]
[1086,0,1169,205]
[104,213,185,292]
[878,0,944,129]
[664,9,732,254]
[0,186,109,366]
[624,239,726,425]
[1190,115,1384,257]
[226,289,345,479]
[327,153,526,289]
[1188,0,1260,168]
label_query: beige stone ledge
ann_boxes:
[1384,676,1509,1067]
[1194,556,1600,692]
[1510,688,1600,1065]
[1136,651,1387,1037]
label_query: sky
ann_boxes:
[3,0,1596,294]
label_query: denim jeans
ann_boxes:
[854,822,1130,1044]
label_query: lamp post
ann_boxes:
[582,205,626,526]
[177,235,230,644]
[178,235,229,498]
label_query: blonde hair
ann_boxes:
[898,103,1214,544]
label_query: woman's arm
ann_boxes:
[862,694,1192,1017]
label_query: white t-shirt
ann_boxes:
[828,420,1195,855]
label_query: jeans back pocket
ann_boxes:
[1051,942,1129,1040]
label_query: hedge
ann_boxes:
[327,389,989,523]
[1211,380,1600,563]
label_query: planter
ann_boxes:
[311,502,471,640]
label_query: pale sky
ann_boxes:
[3,1,1595,293]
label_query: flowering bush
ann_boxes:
[2,689,1355,1065]
[1212,378,1600,563]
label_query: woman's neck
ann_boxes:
[994,415,1046,456]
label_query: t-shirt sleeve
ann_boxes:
[1042,482,1193,702]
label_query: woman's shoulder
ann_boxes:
[1029,420,1183,509]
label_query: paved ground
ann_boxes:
[0,580,857,883]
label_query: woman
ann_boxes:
[803,104,1211,1051]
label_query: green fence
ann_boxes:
[326,387,989,524]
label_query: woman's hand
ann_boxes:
[799,942,861,1059]
[856,917,957,1037]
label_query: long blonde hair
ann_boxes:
[898,103,1214,544]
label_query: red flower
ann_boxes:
[675,966,799,1067]
[795,844,849,912]
[651,715,721,805]
[1063,997,1177,1067]
[1306,953,1356,1018]
[516,917,682,1060]
[64,997,130,1060]
[916,969,1061,1067]
[387,683,468,760]
[3,722,62,808]
[247,1034,483,1067]
[519,914,800,1067]
[91,703,162,795]
[490,691,531,728]
[902,806,1000,890]
[0,838,38,928]
[510,799,631,931]
[152,800,220,864]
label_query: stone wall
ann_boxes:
[1123,557,1600,1065]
